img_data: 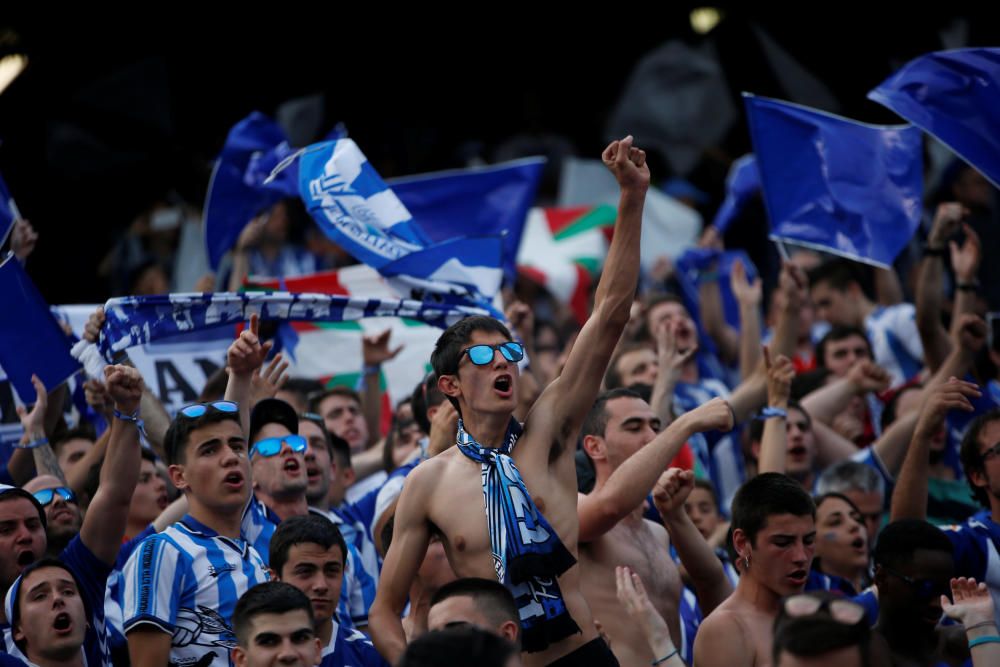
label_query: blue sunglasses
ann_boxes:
[32,487,77,507]
[462,342,525,366]
[250,434,307,459]
[178,401,239,419]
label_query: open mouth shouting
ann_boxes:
[493,373,513,398]
[787,569,809,587]
[52,611,73,636]
[223,471,245,491]
[283,457,303,477]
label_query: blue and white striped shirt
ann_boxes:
[320,617,388,667]
[865,304,924,387]
[122,514,270,667]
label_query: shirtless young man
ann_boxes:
[577,389,734,667]
[369,136,649,667]
[693,473,817,667]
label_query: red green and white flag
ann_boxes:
[516,205,616,324]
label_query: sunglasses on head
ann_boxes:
[250,434,307,459]
[32,487,77,507]
[783,594,866,625]
[461,342,524,366]
[177,401,239,419]
[882,566,950,600]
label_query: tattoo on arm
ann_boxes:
[33,444,69,486]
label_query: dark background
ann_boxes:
[2,8,998,303]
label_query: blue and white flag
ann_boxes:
[0,258,81,403]
[389,157,545,283]
[744,94,923,269]
[94,292,491,363]
[711,154,760,234]
[289,139,504,310]
[0,173,16,247]
[868,48,1000,189]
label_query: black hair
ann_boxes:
[162,407,241,465]
[815,326,873,370]
[308,386,362,415]
[772,592,870,666]
[233,581,315,647]
[429,577,519,629]
[605,341,655,389]
[269,514,347,578]
[731,473,816,546]
[790,368,832,401]
[807,259,871,298]
[959,409,1000,508]
[411,372,444,436]
[430,316,513,411]
[399,626,518,667]
[872,519,954,571]
[580,388,644,440]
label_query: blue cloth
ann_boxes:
[455,418,580,652]
[940,510,1000,623]
[95,292,492,363]
[0,258,81,402]
[121,514,270,667]
[0,173,14,247]
[319,617,388,667]
[106,524,158,655]
[711,154,761,234]
[389,158,545,284]
[744,93,923,269]
[869,48,1000,189]
[1,536,113,667]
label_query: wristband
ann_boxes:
[362,364,381,377]
[956,282,980,292]
[15,437,48,450]
[652,649,678,665]
[922,243,946,257]
[114,408,148,441]
[965,620,998,633]
[969,635,1000,649]
[758,406,788,420]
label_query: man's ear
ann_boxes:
[231,646,246,667]
[168,464,188,492]
[437,373,461,400]
[732,527,751,560]
[581,434,606,462]
[499,620,520,644]
[268,566,279,581]
[969,466,989,492]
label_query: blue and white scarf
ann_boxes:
[455,418,580,652]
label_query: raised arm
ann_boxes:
[361,329,402,449]
[578,399,733,542]
[731,258,763,380]
[15,375,69,486]
[698,260,741,365]
[649,322,697,427]
[756,350,795,475]
[800,360,890,426]
[616,566,686,667]
[224,313,272,436]
[369,463,435,664]
[654,468,733,615]
[523,137,649,459]
[82,364,145,565]
[916,203,966,372]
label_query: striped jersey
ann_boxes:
[941,510,1000,624]
[121,514,270,667]
[319,617,388,667]
[864,304,924,387]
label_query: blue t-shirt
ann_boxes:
[319,618,388,667]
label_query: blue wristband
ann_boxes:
[758,406,788,420]
[969,635,1000,649]
[114,408,148,441]
[15,437,48,450]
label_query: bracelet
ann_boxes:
[922,243,946,257]
[362,364,381,377]
[757,406,788,420]
[15,437,48,450]
[969,635,1000,649]
[697,271,719,285]
[956,282,980,292]
[652,649,679,665]
[965,620,998,633]
[114,408,148,440]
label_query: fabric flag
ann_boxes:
[711,154,761,234]
[388,157,546,284]
[245,265,443,413]
[0,258,81,403]
[95,291,490,365]
[744,94,923,269]
[868,48,1000,189]
[289,139,504,311]
[517,205,616,325]
[558,157,701,271]
[0,173,15,247]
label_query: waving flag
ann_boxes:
[288,139,504,310]
[389,157,545,283]
[868,48,1000,188]
[0,258,81,403]
[711,154,761,234]
[744,94,923,268]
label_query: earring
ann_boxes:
[743,553,751,570]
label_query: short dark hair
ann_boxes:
[807,259,869,295]
[399,626,518,667]
[790,368,832,401]
[233,581,315,647]
[772,592,870,665]
[731,473,815,546]
[581,388,644,440]
[309,386,362,415]
[411,372,445,436]
[605,341,655,389]
[816,326,873,370]
[269,514,347,578]
[430,577,519,629]
[693,478,720,510]
[872,519,953,571]
[162,407,241,465]
[52,425,96,453]
[960,409,1000,508]
[298,412,351,469]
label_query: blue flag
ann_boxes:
[0,258,81,403]
[711,154,760,234]
[388,158,545,283]
[868,48,1000,189]
[290,139,504,311]
[0,173,15,247]
[744,94,923,269]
